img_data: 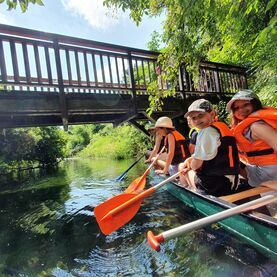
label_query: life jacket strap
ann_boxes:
[242,148,275,157]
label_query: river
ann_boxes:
[0,158,276,276]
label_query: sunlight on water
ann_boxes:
[0,158,276,276]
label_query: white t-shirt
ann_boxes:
[192,126,221,161]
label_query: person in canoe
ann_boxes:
[226,89,277,187]
[149,116,190,176]
[145,123,166,163]
[187,116,199,155]
[178,99,240,197]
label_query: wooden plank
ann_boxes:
[65,50,72,86]
[83,52,90,86]
[122,57,127,88]
[74,50,81,87]
[107,55,113,84]
[22,42,31,84]
[91,53,98,86]
[114,56,120,87]
[34,44,42,84]
[44,45,53,85]
[99,54,106,85]
[0,40,7,82]
[220,186,272,203]
[10,40,19,83]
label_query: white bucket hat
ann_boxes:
[226,89,259,112]
[154,116,175,129]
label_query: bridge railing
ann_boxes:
[0,24,247,98]
[0,24,160,96]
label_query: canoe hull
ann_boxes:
[151,175,277,259]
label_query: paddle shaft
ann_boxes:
[221,181,277,203]
[115,154,145,181]
[101,170,182,221]
[220,186,271,203]
[125,146,166,193]
[145,146,166,176]
[162,193,277,241]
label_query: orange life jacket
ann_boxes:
[164,130,189,163]
[200,121,240,176]
[233,107,277,165]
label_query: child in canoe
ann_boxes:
[149,116,189,176]
[226,89,277,187]
[179,99,240,197]
[187,116,199,155]
[145,123,166,163]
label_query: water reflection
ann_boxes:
[0,158,276,276]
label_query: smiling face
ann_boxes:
[188,111,215,129]
[232,100,254,120]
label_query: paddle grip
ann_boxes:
[147,231,164,252]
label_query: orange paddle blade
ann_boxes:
[94,193,142,235]
[124,176,146,194]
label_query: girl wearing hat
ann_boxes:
[227,89,277,188]
[145,125,166,164]
[150,116,189,176]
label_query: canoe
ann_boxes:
[150,173,277,259]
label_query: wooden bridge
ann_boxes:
[0,24,248,133]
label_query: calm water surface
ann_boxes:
[0,158,276,277]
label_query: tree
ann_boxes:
[0,0,44,12]
[32,127,66,165]
[0,127,67,172]
[103,0,277,107]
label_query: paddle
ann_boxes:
[220,186,271,203]
[147,193,277,252]
[113,154,145,182]
[221,180,277,203]
[124,146,165,194]
[94,169,186,235]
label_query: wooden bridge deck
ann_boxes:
[0,24,248,132]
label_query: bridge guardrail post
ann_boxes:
[178,64,189,111]
[127,51,137,115]
[214,65,222,95]
[53,38,68,130]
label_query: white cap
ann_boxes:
[185,99,213,117]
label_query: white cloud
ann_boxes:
[62,0,125,30]
[0,13,13,25]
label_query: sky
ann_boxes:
[0,0,164,50]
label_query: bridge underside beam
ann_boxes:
[0,91,185,128]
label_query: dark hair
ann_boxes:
[230,98,263,128]
[250,98,263,112]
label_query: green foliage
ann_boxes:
[31,127,66,165]
[0,127,66,172]
[65,124,104,156]
[214,101,230,125]
[251,67,277,107]
[147,30,162,51]
[104,0,277,106]
[1,0,44,12]
[0,129,36,164]
[79,124,149,159]
[0,123,149,172]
